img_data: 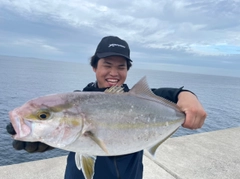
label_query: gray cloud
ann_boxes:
[0,0,239,76]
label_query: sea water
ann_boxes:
[0,56,239,166]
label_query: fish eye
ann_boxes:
[37,111,51,120]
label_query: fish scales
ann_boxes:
[42,89,184,155]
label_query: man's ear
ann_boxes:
[92,67,96,72]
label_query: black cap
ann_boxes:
[94,36,132,62]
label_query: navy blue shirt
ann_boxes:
[65,151,143,179]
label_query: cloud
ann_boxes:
[0,0,239,76]
[11,37,61,53]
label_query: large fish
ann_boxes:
[9,76,185,179]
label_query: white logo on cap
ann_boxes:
[108,44,126,48]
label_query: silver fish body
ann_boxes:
[9,76,185,179]
[61,91,184,155]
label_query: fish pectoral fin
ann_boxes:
[84,131,109,154]
[80,154,96,179]
[147,128,179,157]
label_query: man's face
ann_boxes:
[93,56,128,88]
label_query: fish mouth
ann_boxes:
[9,109,31,140]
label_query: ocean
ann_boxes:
[0,56,240,166]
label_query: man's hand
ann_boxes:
[177,91,207,129]
[6,123,54,153]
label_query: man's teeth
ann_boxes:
[107,80,118,83]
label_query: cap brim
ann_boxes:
[96,52,132,62]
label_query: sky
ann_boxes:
[0,0,240,77]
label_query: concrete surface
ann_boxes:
[152,127,240,179]
[1,127,239,179]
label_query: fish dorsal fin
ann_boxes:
[129,76,155,98]
[129,76,181,111]
[104,86,124,94]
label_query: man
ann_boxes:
[7,36,206,179]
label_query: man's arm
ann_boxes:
[177,91,206,129]
[152,87,207,129]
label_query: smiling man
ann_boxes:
[6,36,206,179]
[64,36,206,178]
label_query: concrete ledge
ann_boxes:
[1,127,240,179]
[0,156,66,179]
[152,127,240,179]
